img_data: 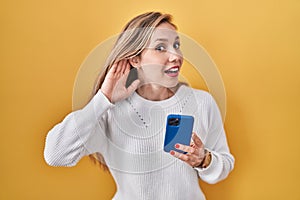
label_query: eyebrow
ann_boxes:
[154,36,180,42]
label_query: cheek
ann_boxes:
[142,65,164,76]
[140,52,167,66]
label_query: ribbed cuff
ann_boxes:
[193,149,226,184]
[92,91,114,118]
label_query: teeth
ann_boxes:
[169,68,178,72]
[165,68,179,73]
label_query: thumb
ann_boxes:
[127,79,140,94]
[192,132,204,148]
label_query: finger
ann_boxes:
[127,79,140,94]
[171,150,203,167]
[190,141,195,147]
[108,62,118,74]
[120,60,127,74]
[170,150,189,162]
[120,68,131,84]
[192,132,203,148]
[124,61,131,74]
[175,143,196,154]
[115,60,123,73]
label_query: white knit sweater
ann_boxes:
[44,85,234,200]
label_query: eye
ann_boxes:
[173,42,180,50]
[155,44,167,52]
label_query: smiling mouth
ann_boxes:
[164,66,179,74]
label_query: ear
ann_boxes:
[129,56,140,68]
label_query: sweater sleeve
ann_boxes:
[44,91,114,167]
[194,93,235,184]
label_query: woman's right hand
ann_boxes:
[100,60,140,103]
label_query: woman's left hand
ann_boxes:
[170,132,206,167]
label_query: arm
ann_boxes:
[44,60,140,167]
[194,94,235,184]
[44,91,113,167]
[171,92,234,184]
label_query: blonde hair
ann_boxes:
[89,12,177,170]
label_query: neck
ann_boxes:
[136,84,179,101]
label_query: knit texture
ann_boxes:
[44,85,234,200]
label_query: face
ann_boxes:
[134,22,183,88]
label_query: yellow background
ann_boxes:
[1,0,300,199]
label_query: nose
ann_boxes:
[168,50,182,63]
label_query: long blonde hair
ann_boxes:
[89,12,177,170]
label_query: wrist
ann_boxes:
[100,89,112,103]
[196,149,212,169]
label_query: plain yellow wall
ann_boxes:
[1,0,300,199]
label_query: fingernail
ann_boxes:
[170,151,175,155]
[175,144,180,149]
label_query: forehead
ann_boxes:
[151,23,179,41]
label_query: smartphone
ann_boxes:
[125,67,138,88]
[163,114,194,154]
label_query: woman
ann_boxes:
[44,12,234,199]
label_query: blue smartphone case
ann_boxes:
[163,114,194,154]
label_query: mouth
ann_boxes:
[164,66,180,77]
